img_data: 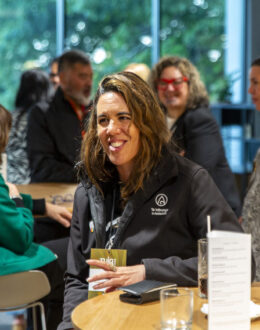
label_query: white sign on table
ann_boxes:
[208,230,251,330]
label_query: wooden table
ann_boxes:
[71,283,260,330]
[17,183,77,211]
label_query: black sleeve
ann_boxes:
[184,109,226,171]
[12,197,25,208]
[143,168,255,284]
[183,108,242,217]
[32,198,46,215]
[27,104,77,183]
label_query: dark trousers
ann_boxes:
[34,217,70,272]
[27,217,70,329]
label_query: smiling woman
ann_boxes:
[58,72,253,330]
[149,55,241,217]
[82,72,169,202]
[96,92,140,182]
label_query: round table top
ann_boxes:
[72,284,260,330]
[17,182,77,212]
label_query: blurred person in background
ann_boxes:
[49,57,60,89]
[6,69,53,184]
[242,57,260,280]
[124,62,151,82]
[0,104,71,330]
[27,49,93,183]
[4,69,73,267]
[149,55,241,217]
[2,103,72,248]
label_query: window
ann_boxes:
[0,1,241,109]
[0,0,56,110]
[160,0,226,103]
[65,0,151,93]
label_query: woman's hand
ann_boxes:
[86,259,146,293]
[179,149,185,157]
[5,182,21,197]
[45,202,72,228]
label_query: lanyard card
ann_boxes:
[88,248,127,299]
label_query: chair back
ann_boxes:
[0,270,50,309]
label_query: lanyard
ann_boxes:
[105,186,120,249]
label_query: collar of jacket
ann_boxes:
[83,148,179,248]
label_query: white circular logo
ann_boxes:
[155,194,168,207]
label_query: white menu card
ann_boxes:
[208,230,251,330]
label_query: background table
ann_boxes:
[17,182,77,211]
[72,283,260,330]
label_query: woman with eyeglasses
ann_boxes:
[149,56,241,218]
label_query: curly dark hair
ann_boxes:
[149,55,209,110]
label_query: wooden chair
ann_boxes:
[0,270,51,330]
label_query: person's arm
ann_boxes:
[18,191,72,227]
[144,167,254,283]
[45,202,72,227]
[0,178,34,254]
[27,103,76,183]
[86,260,145,293]
[184,108,242,218]
[184,109,225,171]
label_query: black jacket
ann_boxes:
[58,150,250,330]
[171,106,241,217]
[27,88,83,183]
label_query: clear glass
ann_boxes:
[198,238,208,298]
[160,288,193,330]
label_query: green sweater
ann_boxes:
[0,174,56,275]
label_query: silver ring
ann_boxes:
[109,264,117,272]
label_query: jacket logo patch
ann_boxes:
[155,194,168,207]
[151,194,169,216]
[89,220,94,233]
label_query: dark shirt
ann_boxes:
[27,88,87,183]
[171,106,241,217]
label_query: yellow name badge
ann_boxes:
[88,248,127,299]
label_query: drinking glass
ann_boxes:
[160,288,193,329]
[198,238,208,298]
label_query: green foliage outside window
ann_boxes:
[160,0,227,103]
[0,0,56,110]
[65,0,151,94]
[0,0,229,110]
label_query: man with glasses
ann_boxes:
[27,49,93,183]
